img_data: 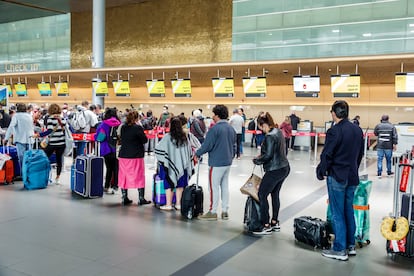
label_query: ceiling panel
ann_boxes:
[0,0,152,24]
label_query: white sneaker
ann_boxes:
[105,188,115,194]
[54,178,60,185]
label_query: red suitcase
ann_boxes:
[0,157,14,184]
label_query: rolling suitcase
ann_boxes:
[152,163,176,207]
[0,153,13,185]
[243,196,262,233]
[0,145,20,179]
[294,216,332,249]
[181,163,203,219]
[22,143,51,190]
[73,142,104,198]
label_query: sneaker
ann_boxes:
[105,188,115,195]
[221,212,229,220]
[377,173,382,179]
[54,178,60,185]
[198,211,218,221]
[270,221,280,232]
[387,172,395,177]
[160,205,173,211]
[252,226,272,235]
[174,205,181,211]
[348,246,357,256]
[321,249,348,261]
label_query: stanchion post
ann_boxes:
[314,133,318,165]
[363,134,368,171]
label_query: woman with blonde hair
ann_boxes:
[36,103,66,184]
[118,110,151,205]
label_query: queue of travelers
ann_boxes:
[0,100,378,262]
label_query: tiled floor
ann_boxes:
[0,146,413,276]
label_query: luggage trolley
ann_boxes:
[384,152,414,260]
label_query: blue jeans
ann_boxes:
[15,142,30,172]
[377,148,392,175]
[326,176,356,252]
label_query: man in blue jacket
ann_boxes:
[316,100,364,261]
[196,104,236,221]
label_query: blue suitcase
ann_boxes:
[73,155,104,198]
[22,149,50,190]
[153,163,176,207]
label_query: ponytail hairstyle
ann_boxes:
[257,112,277,128]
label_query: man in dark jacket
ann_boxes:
[374,115,398,178]
[289,112,300,150]
[316,100,364,261]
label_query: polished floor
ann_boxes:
[0,145,413,276]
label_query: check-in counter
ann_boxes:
[294,120,313,151]
[394,123,414,154]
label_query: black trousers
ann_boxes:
[258,166,290,225]
[104,152,118,189]
[44,145,65,177]
[236,133,242,158]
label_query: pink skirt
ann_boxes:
[118,158,145,189]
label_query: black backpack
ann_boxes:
[108,126,119,149]
[247,120,256,131]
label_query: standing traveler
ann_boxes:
[94,108,121,194]
[3,103,34,171]
[196,104,236,221]
[189,109,206,144]
[155,116,198,211]
[158,105,171,128]
[289,111,300,150]
[374,115,398,178]
[280,116,293,155]
[252,112,290,235]
[316,100,364,261]
[35,104,66,185]
[239,108,246,154]
[118,111,151,206]
[229,108,244,159]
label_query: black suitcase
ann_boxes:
[294,216,332,249]
[181,163,203,219]
[401,194,414,221]
[243,196,262,232]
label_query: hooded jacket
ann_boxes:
[94,117,121,156]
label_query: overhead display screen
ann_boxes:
[0,84,12,97]
[212,78,234,98]
[38,82,52,96]
[14,83,27,97]
[293,75,320,98]
[146,79,166,97]
[395,73,414,97]
[55,81,69,96]
[242,77,266,97]
[171,79,191,97]
[113,80,130,97]
[331,74,360,98]
[92,80,108,96]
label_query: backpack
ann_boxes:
[141,117,153,130]
[70,110,87,131]
[108,126,119,149]
[247,119,256,131]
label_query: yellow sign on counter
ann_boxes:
[171,79,191,97]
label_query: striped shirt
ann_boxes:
[46,115,66,146]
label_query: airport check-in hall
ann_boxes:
[1,1,414,275]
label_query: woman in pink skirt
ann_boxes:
[118,111,151,206]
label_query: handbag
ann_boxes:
[240,166,262,202]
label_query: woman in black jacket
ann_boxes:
[252,112,290,235]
